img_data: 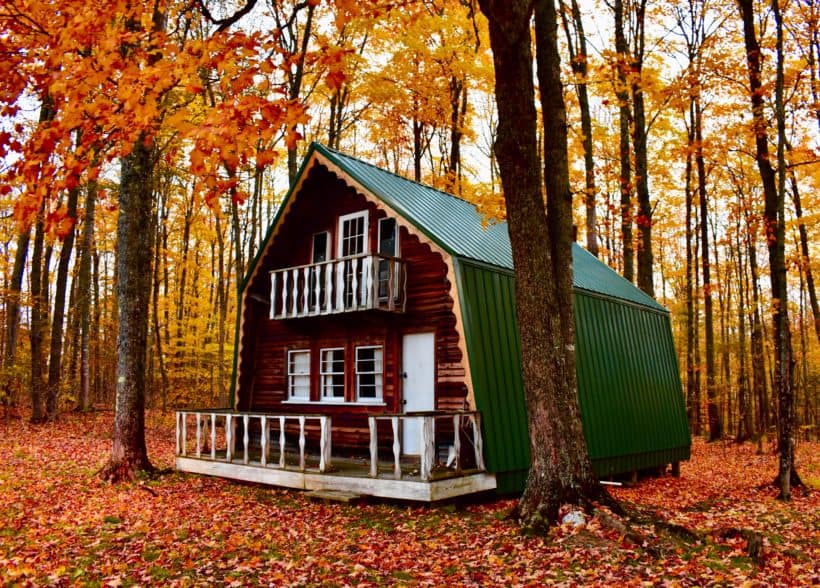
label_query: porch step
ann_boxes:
[304,489,364,503]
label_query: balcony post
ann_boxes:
[302,266,310,316]
[391,416,401,479]
[319,416,332,473]
[420,416,434,481]
[471,413,485,470]
[298,416,306,471]
[243,414,250,465]
[269,273,277,319]
[195,412,202,458]
[210,413,216,460]
[324,262,333,314]
[369,417,378,478]
[278,416,286,468]
[452,413,461,473]
[175,412,181,455]
[290,268,298,317]
[181,412,187,457]
[335,260,345,311]
[225,413,233,462]
[313,266,321,314]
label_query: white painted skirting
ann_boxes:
[176,457,496,502]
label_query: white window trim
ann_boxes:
[311,231,331,264]
[287,349,311,400]
[355,345,384,402]
[337,210,369,258]
[319,347,345,401]
[377,217,399,257]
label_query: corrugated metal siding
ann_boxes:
[456,260,690,487]
[454,260,531,475]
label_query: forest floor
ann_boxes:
[0,410,818,587]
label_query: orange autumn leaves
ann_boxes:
[0,0,353,228]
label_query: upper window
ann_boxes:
[378,217,397,257]
[337,211,368,258]
[312,231,330,264]
[356,346,383,401]
[320,348,345,400]
[287,350,311,400]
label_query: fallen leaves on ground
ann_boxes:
[0,410,817,586]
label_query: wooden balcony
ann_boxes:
[269,254,406,320]
[174,409,496,502]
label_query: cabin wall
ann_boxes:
[235,164,468,448]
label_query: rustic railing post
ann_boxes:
[290,269,298,317]
[301,267,310,315]
[243,414,250,465]
[298,416,306,471]
[278,416,286,468]
[175,412,181,455]
[270,273,277,319]
[180,412,187,457]
[335,260,345,311]
[210,413,216,460]
[452,413,461,473]
[225,413,233,462]
[319,416,332,473]
[369,417,378,478]
[313,266,321,314]
[195,412,202,458]
[391,416,401,479]
[420,416,435,481]
[260,415,268,467]
[471,413,485,470]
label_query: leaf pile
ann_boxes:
[1,411,817,586]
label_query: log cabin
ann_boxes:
[175,143,691,500]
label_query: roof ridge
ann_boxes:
[315,142,481,210]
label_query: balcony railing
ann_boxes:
[269,254,406,319]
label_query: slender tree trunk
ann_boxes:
[77,180,97,411]
[614,0,633,282]
[559,0,598,256]
[735,209,753,442]
[3,229,30,412]
[696,99,720,441]
[46,185,80,420]
[737,0,800,496]
[29,200,48,423]
[100,136,155,480]
[152,192,168,411]
[788,172,820,344]
[684,102,699,435]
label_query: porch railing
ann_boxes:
[269,253,406,319]
[175,409,485,482]
[368,411,485,481]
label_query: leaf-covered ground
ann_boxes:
[1,411,817,586]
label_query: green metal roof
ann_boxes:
[312,142,666,313]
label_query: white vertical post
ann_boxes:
[290,269,299,317]
[302,267,310,316]
[195,412,202,458]
[243,414,250,464]
[351,257,359,309]
[225,413,233,462]
[392,416,401,480]
[181,413,187,457]
[335,260,345,311]
[210,413,216,460]
[260,415,268,467]
[471,414,485,470]
[281,271,288,319]
[298,416,306,471]
[369,417,378,478]
[279,416,286,468]
[420,416,434,481]
[319,416,332,473]
[313,266,321,314]
[270,273,277,319]
[175,412,181,455]
[361,255,372,308]
[324,262,333,314]
[452,413,461,472]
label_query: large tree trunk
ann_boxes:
[46,185,80,420]
[614,0,633,282]
[100,137,155,480]
[737,0,800,497]
[29,200,48,423]
[478,0,601,533]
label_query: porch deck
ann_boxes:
[174,410,497,501]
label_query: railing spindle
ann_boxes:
[260,415,268,467]
[302,267,310,315]
[319,416,331,473]
[391,416,401,479]
[181,412,187,457]
[420,416,434,481]
[175,412,181,456]
[195,412,202,458]
[270,272,277,319]
[298,416,306,471]
[279,416,286,468]
[313,266,321,314]
[243,414,250,464]
[290,269,298,317]
[452,413,461,473]
[210,413,216,460]
[225,413,233,462]
[369,417,378,478]
[471,414,485,470]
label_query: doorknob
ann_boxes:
[401,372,408,379]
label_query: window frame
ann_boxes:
[319,347,346,402]
[355,345,384,403]
[287,349,311,401]
[337,210,369,258]
[311,231,331,264]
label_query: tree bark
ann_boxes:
[3,229,30,412]
[77,180,97,411]
[478,0,601,532]
[29,199,48,423]
[614,0,633,282]
[737,0,800,497]
[100,136,155,480]
[46,185,80,420]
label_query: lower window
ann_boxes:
[356,346,383,401]
[320,348,345,400]
[287,350,310,400]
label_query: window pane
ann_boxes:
[288,350,310,399]
[378,218,396,257]
[356,346,383,401]
[321,348,345,399]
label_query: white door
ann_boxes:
[402,332,436,455]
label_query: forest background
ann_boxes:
[0,0,818,448]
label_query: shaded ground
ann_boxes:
[1,410,817,586]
